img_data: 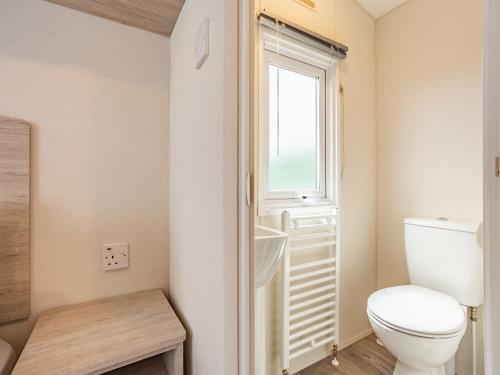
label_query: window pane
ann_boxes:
[268,64,319,192]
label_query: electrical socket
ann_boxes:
[102,243,129,271]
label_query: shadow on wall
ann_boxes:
[0,0,169,86]
[167,299,192,374]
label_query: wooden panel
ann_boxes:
[45,0,185,36]
[163,343,183,375]
[105,355,167,375]
[0,116,30,324]
[12,289,186,375]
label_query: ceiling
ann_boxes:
[355,0,408,19]
[45,0,185,36]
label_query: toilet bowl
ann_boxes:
[0,339,15,375]
[367,217,483,375]
[368,285,466,375]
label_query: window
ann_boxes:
[268,61,324,193]
[259,30,339,214]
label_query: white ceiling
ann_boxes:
[355,0,408,19]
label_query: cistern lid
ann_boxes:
[404,217,481,233]
[368,285,466,336]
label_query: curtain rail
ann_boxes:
[257,12,348,59]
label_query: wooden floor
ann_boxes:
[297,335,396,375]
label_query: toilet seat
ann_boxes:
[367,285,466,338]
[367,309,462,339]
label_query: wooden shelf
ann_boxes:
[12,290,185,375]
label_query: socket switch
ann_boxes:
[102,242,129,271]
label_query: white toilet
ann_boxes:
[367,217,483,375]
[0,339,15,375]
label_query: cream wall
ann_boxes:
[254,0,377,372]
[258,0,337,40]
[376,0,483,373]
[336,0,377,348]
[0,0,170,353]
[169,0,238,374]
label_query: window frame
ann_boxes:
[262,51,327,201]
[258,28,340,215]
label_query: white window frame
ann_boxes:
[258,28,340,215]
[262,51,327,200]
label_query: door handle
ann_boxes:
[246,173,251,206]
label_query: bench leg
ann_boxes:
[162,343,183,375]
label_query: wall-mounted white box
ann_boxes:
[102,243,129,271]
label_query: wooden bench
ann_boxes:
[12,290,186,375]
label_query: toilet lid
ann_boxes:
[367,285,466,336]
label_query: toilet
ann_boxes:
[0,339,15,375]
[367,217,483,375]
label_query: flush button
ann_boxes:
[437,217,448,221]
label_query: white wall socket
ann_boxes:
[102,242,129,271]
[194,17,210,69]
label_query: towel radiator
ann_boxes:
[281,210,339,374]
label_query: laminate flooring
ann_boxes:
[297,335,396,375]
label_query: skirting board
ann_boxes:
[339,328,374,350]
[0,116,31,323]
[289,328,374,374]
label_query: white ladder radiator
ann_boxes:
[280,211,340,374]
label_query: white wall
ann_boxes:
[0,0,170,353]
[168,0,238,374]
[376,0,483,373]
[376,0,483,290]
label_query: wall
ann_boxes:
[258,0,336,40]
[376,0,483,373]
[254,0,377,372]
[336,0,377,349]
[0,0,170,353]
[168,0,238,374]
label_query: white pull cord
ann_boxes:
[340,84,345,178]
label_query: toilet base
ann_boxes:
[394,361,446,375]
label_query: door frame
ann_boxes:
[238,0,254,374]
[484,0,500,373]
